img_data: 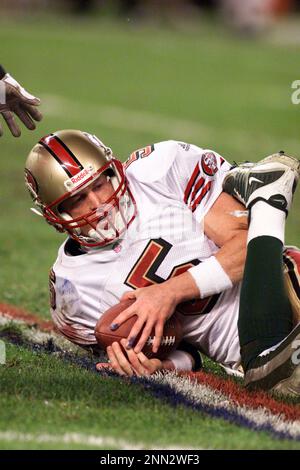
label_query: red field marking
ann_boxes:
[183,370,300,422]
[0,303,54,332]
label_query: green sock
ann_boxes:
[238,236,293,370]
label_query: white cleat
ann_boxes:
[223,151,300,215]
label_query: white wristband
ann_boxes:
[166,350,193,371]
[188,256,233,298]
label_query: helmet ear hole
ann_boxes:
[60,211,81,236]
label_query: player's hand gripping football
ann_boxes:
[96,339,164,377]
[0,74,43,137]
[110,283,179,354]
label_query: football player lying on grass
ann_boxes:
[25,130,300,396]
[0,64,42,137]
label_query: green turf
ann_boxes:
[0,342,298,450]
[0,13,299,450]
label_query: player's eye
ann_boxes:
[94,182,103,190]
[71,194,85,206]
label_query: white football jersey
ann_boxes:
[50,140,241,370]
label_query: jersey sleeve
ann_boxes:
[49,266,97,346]
[125,140,231,223]
[171,142,231,223]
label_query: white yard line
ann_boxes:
[151,372,300,440]
[42,94,299,153]
[0,431,200,450]
[0,314,81,354]
[42,93,213,142]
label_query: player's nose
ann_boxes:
[87,190,101,210]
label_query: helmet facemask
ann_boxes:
[83,173,134,245]
[45,159,136,247]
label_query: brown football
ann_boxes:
[95,299,183,360]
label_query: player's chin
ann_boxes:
[91,218,110,233]
[77,222,92,237]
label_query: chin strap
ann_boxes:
[30,207,43,217]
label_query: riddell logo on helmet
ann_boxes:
[65,168,91,190]
[71,168,89,184]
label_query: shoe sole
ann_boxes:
[258,154,300,177]
[224,155,299,187]
[271,364,300,397]
[244,323,300,397]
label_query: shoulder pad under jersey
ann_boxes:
[124,140,179,184]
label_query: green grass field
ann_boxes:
[0,13,299,450]
[0,341,298,451]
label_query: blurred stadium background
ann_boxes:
[0,0,299,450]
[1,0,300,31]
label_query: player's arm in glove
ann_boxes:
[0,65,43,137]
